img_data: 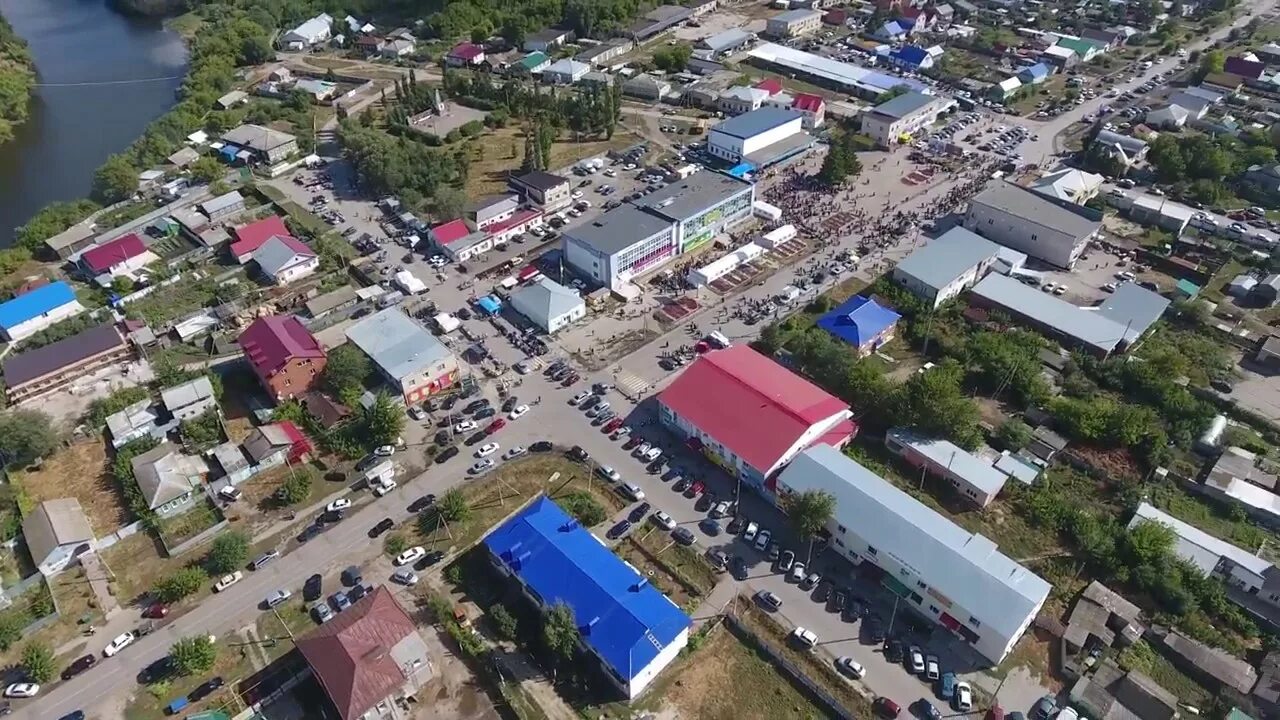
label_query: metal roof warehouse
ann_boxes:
[747,42,926,97]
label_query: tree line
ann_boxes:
[0,14,33,147]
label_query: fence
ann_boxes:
[721,613,860,720]
[162,518,230,558]
[94,519,146,552]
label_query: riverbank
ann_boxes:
[0,13,35,146]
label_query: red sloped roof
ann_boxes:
[657,345,849,474]
[430,218,473,245]
[754,77,784,95]
[81,233,147,274]
[792,93,825,113]
[237,315,325,378]
[449,42,484,60]
[297,587,419,720]
[230,215,292,258]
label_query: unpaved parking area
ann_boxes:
[671,10,766,41]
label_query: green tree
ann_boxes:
[1148,134,1186,183]
[996,419,1032,450]
[431,185,469,221]
[190,156,224,184]
[363,392,405,448]
[322,345,372,397]
[205,531,249,574]
[783,489,836,564]
[170,635,218,676]
[652,44,693,72]
[0,614,20,651]
[491,604,519,640]
[278,471,313,505]
[20,642,55,683]
[238,35,273,66]
[438,488,470,524]
[92,153,139,203]
[154,567,206,603]
[542,602,579,662]
[1197,49,1225,79]
[0,409,59,467]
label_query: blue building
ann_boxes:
[1017,62,1051,85]
[883,45,934,71]
[0,281,84,342]
[484,497,691,699]
[817,295,901,356]
[874,20,908,42]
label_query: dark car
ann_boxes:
[408,494,437,513]
[1210,379,1234,393]
[297,524,321,543]
[502,396,519,412]
[58,713,87,720]
[726,516,746,534]
[606,520,632,539]
[699,518,722,536]
[137,655,175,684]
[474,407,496,420]
[142,602,169,619]
[885,639,905,663]
[349,584,372,602]
[874,698,902,719]
[434,430,452,445]
[320,508,346,524]
[867,616,887,643]
[464,400,489,414]
[568,445,589,461]
[814,580,832,604]
[414,550,445,571]
[341,566,363,587]
[436,446,460,464]
[672,527,696,545]
[441,395,459,410]
[622,436,642,450]
[628,502,651,523]
[61,654,96,681]
[529,441,554,453]
[368,518,394,539]
[456,308,473,321]
[916,700,942,720]
[672,476,691,493]
[189,676,225,702]
[731,554,749,580]
[464,431,487,447]
[832,590,847,614]
[303,573,323,601]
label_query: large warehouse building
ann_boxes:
[963,181,1102,269]
[707,107,811,166]
[746,42,926,99]
[562,172,754,292]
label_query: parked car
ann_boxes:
[265,589,292,608]
[790,627,818,649]
[908,646,926,674]
[756,590,783,611]
[104,632,136,657]
[836,656,865,679]
[214,571,243,592]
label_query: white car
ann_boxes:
[470,459,495,474]
[103,631,136,657]
[214,571,244,592]
[508,404,530,420]
[620,483,645,501]
[836,657,865,679]
[476,443,500,457]
[4,683,39,698]
[391,569,419,586]
[754,529,772,552]
[265,589,292,608]
[326,498,352,513]
[743,521,760,543]
[570,391,592,405]
[504,445,527,460]
[909,645,926,674]
[642,447,662,462]
[373,445,396,457]
[790,561,806,583]
[791,627,818,649]
[597,465,621,482]
[651,511,676,531]
[395,546,427,566]
[624,163,637,170]
[454,420,477,433]
[955,681,973,711]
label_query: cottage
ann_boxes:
[23,499,95,577]
[131,442,209,518]
[161,376,217,421]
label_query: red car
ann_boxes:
[486,418,507,435]
[602,417,624,433]
[687,480,705,497]
[561,373,580,387]
[142,602,169,619]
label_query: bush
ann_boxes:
[277,472,313,505]
[559,491,606,526]
[20,642,55,683]
[205,532,248,574]
[385,534,407,557]
[490,604,518,640]
[170,635,217,676]
[0,614,23,651]
[154,567,206,603]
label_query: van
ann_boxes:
[251,550,280,571]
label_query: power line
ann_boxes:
[33,75,183,88]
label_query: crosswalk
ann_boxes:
[614,370,652,400]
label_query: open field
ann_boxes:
[17,440,129,536]
[464,127,645,199]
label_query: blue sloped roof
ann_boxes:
[1019,62,1050,80]
[883,21,906,35]
[817,295,901,348]
[892,45,930,66]
[484,497,691,680]
[0,281,77,331]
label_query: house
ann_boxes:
[23,499,94,577]
[160,376,217,421]
[1027,426,1069,463]
[379,39,416,58]
[1253,274,1280,307]
[719,86,771,115]
[883,45,934,71]
[1153,629,1259,695]
[78,233,157,279]
[627,5,694,40]
[354,34,384,55]
[345,309,459,404]
[1202,71,1243,94]
[1144,104,1191,130]
[296,586,432,720]
[466,195,519,231]
[623,73,671,101]
[657,345,855,493]
[238,315,327,403]
[281,13,333,50]
[543,59,590,85]
[1225,55,1267,80]
[1256,652,1280,718]
[766,9,822,38]
[885,428,1007,507]
[514,51,551,75]
[509,171,571,212]
[105,399,162,449]
[1168,87,1221,117]
[1256,335,1280,370]
[510,278,585,333]
[964,181,1101,268]
[3,324,133,405]
[428,218,491,263]
[242,421,311,469]
[1055,37,1103,62]
[301,392,352,430]
[445,42,485,67]
[894,227,1009,308]
[199,190,247,221]
[253,236,319,285]
[817,295,900,356]
[990,76,1023,100]
[700,28,754,57]
[0,281,84,342]
[304,286,358,321]
[1200,446,1280,528]
[1070,658,1179,720]
[221,124,299,164]
[294,78,339,102]
[523,26,573,52]
[789,93,825,129]
[776,445,1051,664]
[574,39,634,67]
[1017,62,1052,85]
[861,91,956,149]
[229,215,292,263]
[485,496,691,699]
[1029,168,1105,204]
[1041,45,1078,71]
[874,20,909,42]
[1091,129,1149,167]
[215,90,247,110]
[168,147,200,168]
[131,442,209,518]
[1062,581,1145,655]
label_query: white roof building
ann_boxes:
[776,445,1050,664]
[509,278,586,333]
[282,13,334,48]
[1129,502,1277,601]
[1029,168,1106,204]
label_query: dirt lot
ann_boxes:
[465,126,645,198]
[100,532,171,607]
[17,440,131,536]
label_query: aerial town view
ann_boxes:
[2,0,1280,718]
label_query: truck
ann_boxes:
[393,270,427,295]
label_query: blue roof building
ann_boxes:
[1017,62,1051,84]
[0,281,84,342]
[885,45,934,70]
[484,496,691,698]
[817,295,901,355]
[875,21,907,41]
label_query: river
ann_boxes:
[0,0,187,246]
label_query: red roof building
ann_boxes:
[79,233,150,276]
[754,77,784,96]
[446,42,485,65]
[790,93,826,128]
[429,218,473,245]
[237,315,327,403]
[657,345,855,492]
[230,215,293,262]
[297,587,431,720]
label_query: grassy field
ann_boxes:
[464,127,644,198]
[15,441,129,536]
[156,499,224,552]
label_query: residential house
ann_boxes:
[1081,27,1127,50]
[78,233,158,280]
[281,13,333,50]
[543,59,590,85]
[1168,87,1221,117]
[874,20,909,42]
[523,27,573,52]
[1145,104,1191,129]
[513,51,551,76]
[485,497,691,699]
[1225,55,1267,80]
[1041,45,1078,71]
[816,295,900,356]
[1027,426,1069,463]
[160,376,217,422]
[1200,446,1280,528]
[990,76,1023,100]
[23,499,95,577]
[1018,62,1052,85]
[1062,581,1145,657]
[1029,168,1105,204]
[199,190,247,221]
[222,124,299,165]
[379,39,415,58]
[1070,658,1179,720]
[304,286,358,321]
[345,309,460,404]
[242,422,311,470]
[1152,628,1259,695]
[623,73,671,101]
[0,281,84,342]
[445,42,486,66]
[1202,71,1243,94]
[1091,129,1149,168]
[252,235,319,285]
[215,90,247,110]
[131,442,209,518]
[883,45,935,72]
[295,78,339,102]
[168,147,199,168]
[229,215,292,263]
[354,34,384,55]
[105,399,162,449]
[2,324,133,405]
[885,428,1007,507]
[1245,163,1280,203]
[510,278,585,333]
[238,315,327,403]
[790,93,826,129]
[719,86,771,115]
[301,392,352,430]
